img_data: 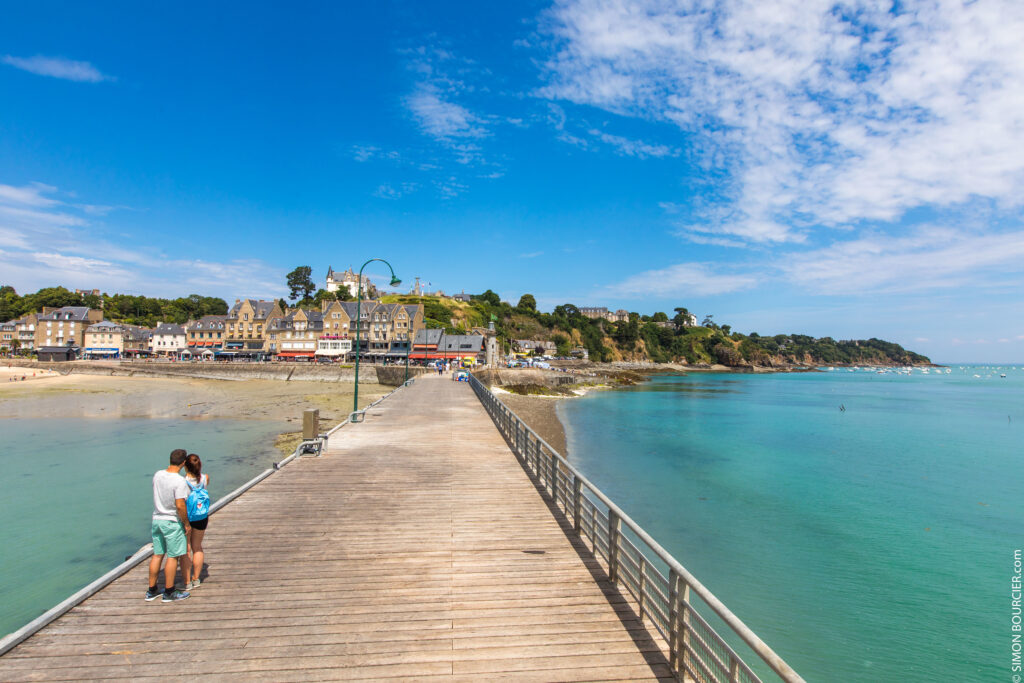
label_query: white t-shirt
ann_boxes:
[152,470,190,521]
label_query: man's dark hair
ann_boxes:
[169,449,188,466]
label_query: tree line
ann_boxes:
[0,286,228,327]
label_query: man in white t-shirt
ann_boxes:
[145,449,192,602]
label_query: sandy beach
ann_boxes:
[0,374,389,453]
[495,391,571,456]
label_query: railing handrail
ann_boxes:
[468,372,805,683]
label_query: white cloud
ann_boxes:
[407,84,486,142]
[519,251,544,259]
[540,0,1024,243]
[782,228,1024,295]
[588,129,678,158]
[3,55,112,83]
[0,180,283,299]
[609,262,758,297]
[0,182,60,207]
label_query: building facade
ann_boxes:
[186,315,228,352]
[84,321,125,358]
[14,313,38,351]
[325,266,371,298]
[34,307,103,349]
[318,300,423,362]
[150,323,187,356]
[268,308,325,360]
[412,329,485,364]
[225,299,283,354]
[0,321,14,352]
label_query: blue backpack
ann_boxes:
[185,478,210,521]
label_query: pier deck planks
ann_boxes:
[0,374,671,681]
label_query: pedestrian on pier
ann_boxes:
[183,453,211,590]
[145,449,191,602]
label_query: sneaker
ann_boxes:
[162,589,190,602]
[189,579,201,589]
[144,588,161,601]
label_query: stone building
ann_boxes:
[33,307,103,349]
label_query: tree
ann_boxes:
[516,294,537,312]
[474,289,501,306]
[313,289,336,308]
[551,333,571,357]
[702,314,715,327]
[651,311,669,322]
[286,266,316,302]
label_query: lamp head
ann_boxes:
[389,276,402,287]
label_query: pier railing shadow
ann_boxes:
[469,373,805,683]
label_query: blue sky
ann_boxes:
[2,1,1023,362]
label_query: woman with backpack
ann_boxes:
[182,453,211,590]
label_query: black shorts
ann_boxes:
[190,517,209,531]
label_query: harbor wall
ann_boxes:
[5,359,431,385]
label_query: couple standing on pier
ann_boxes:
[145,449,211,602]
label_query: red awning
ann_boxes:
[277,351,315,358]
[409,352,478,360]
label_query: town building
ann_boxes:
[150,323,187,357]
[411,329,486,364]
[83,321,125,359]
[325,266,371,298]
[33,307,103,349]
[317,300,424,362]
[14,313,38,351]
[0,321,14,352]
[225,299,283,358]
[186,315,228,353]
[123,325,153,357]
[268,308,325,360]
[579,307,630,323]
[515,339,557,355]
[36,346,79,362]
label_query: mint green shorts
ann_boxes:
[151,519,187,558]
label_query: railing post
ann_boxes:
[681,582,692,678]
[608,510,621,583]
[549,452,558,499]
[573,476,582,533]
[638,558,646,623]
[669,569,680,672]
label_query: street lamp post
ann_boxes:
[353,258,401,415]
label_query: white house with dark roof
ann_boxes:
[325,266,371,298]
[150,323,187,356]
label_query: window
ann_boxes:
[244,313,249,321]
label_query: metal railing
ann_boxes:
[468,373,805,683]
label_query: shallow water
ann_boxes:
[560,366,1023,682]
[0,417,285,637]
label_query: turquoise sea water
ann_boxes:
[560,366,1023,682]
[0,417,285,637]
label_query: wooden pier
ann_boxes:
[0,374,672,681]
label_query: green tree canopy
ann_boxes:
[286,266,316,301]
[516,294,537,312]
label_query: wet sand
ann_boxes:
[0,374,389,453]
[495,391,570,456]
